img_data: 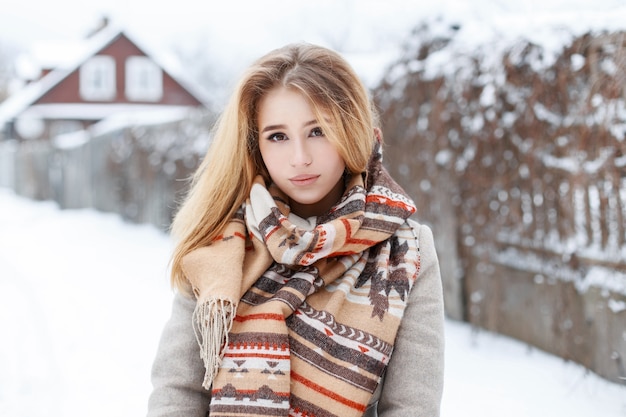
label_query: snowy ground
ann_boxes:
[0,188,625,417]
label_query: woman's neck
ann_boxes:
[289,177,345,219]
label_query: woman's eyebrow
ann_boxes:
[261,120,318,133]
[261,124,286,133]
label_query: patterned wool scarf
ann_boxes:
[182,143,420,417]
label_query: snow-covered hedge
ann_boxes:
[376,26,626,383]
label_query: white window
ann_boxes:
[80,56,116,101]
[125,56,162,102]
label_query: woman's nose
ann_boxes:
[290,139,312,167]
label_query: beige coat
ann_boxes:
[147,222,445,417]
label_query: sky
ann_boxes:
[0,188,625,416]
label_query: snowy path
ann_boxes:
[1,188,625,417]
[0,192,175,417]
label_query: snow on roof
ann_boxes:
[25,40,89,73]
[19,103,196,122]
[89,105,198,137]
[0,23,209,128]
[0,67,72,127]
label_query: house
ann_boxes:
[0,18,209,141]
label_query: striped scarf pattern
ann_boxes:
[182,144,420,416]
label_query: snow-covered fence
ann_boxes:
[84,113,211,229]
[0,110,212,231]
[0,139,16,189]
[377,29,626,384]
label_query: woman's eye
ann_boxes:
[268,133,288,142]
[309,127,324,137]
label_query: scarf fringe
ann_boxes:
[192,298,236,390]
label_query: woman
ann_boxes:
[147,43,445,417]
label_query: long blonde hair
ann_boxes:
[170,43,378,293]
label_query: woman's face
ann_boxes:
[257,86,346,218]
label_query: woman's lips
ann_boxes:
[290,174,319,186]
